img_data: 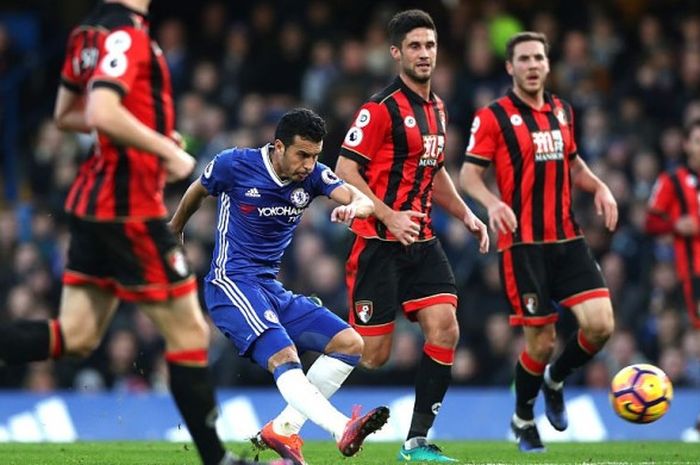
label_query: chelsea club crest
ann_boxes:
[290,188,310,208]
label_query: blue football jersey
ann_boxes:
[200,144,343,279]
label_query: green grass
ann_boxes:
[0,441,698,465]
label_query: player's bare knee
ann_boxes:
[57,319,98,358]
[583,318,614,345]
[441,322,460,347]
[542,337,556,357]
[426,325,459,349]
[190,318,210,343]
[419,311,459,347]
[528,336,555,361]
[327,329,365,355]
[423,313,459,348]
[64,334,100,358]
[175,314,210,347]
[529,346,554,362]
[268,346,300,370]
[605,317,615,338]
[360,356,385,370]
[360,349,390,369]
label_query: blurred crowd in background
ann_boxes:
[1,0,700,394]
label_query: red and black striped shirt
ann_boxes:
[60,2,174,221]
[339,76,447,241]
[465,90,581,250]
[646,167,700,281]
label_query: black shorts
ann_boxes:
[64,216,196,302]
[498,238,609,326]
[345,237,457,336]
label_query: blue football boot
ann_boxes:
[397,438,458,462]
[510,419,546,453]
[543,365,568,431]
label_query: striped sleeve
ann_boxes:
[90,27,149,97]
[560,100,578,160]
[339,102,390,165]
[464,107,498,166]
[201,149,238,196]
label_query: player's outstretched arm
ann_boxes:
[460,162,517,235]
[53,86,90,133]
[335,156,425,245]
[570,157,618,231]
[336,157,395,222]
[168,179,210,241]
[329,183,374,224]
[85,87,194,182]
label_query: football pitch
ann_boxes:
[0,441,699,465]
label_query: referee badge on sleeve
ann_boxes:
[355,300,374,323]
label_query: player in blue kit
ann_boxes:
[169,109,389,465]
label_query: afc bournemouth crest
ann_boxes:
[555,107,568,125]
[523,293,538,315]
[355,300,373,323]
[167,248,190,277]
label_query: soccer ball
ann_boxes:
[609,363,673,424]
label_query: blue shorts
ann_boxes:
[204,275,350,357]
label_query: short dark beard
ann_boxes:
[404,66,431,84]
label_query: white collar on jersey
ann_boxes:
[261,143,291,187]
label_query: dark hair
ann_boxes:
[275,108,327,146]
[388,9,436,47]
[685,118,700,138]
[505,31,550,62]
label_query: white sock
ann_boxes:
[219,451,237,465]
[404,436,428,449]
[512,413,535,428]
[544,364,564,390]
[275,368,348,439]
[272,355,354,435]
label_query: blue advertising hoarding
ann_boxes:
[0,388,697,442]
